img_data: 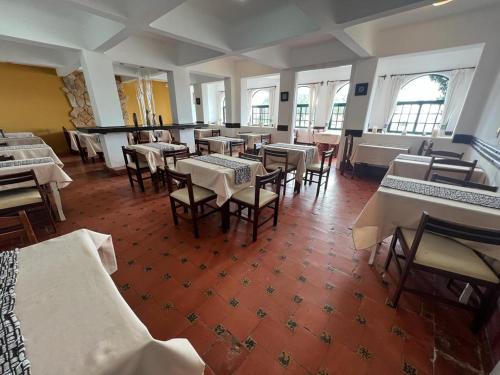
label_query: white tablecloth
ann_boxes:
[78,132,102,158]
[200,136,243,154]
[0,158,72,220]
[352,176,500,260]
[387,154,487,184]
[0,144,64,167]
[262,143,319,183]
[194,129,214,139]
[176,153,266,206]
[238,133,270,150]
[313,132,341,145]
[16,229,205,375]
[129,142,188,173]
[351,144,410,167]
[0,136,45,146]
[5,132,35,138]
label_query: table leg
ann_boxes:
[368,242,381,266]
[49,182,66,221]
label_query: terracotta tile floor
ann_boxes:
[41,155,493,375]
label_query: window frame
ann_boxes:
[249,89,272,127]
[295,104,310,129]
[327,82,350,131]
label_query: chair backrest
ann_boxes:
[319,149,335,171]
[173,151,190,166]
[230,140,245,155]
[0,210,37,250]
[212,129,221,137]
[165,168,196,205]
[239,152,263,163]
[340,134,353,175]
[428,150,464,160]
[195,139,211,155]
[261,134,271,144]
[0,155,14,161]
[0,142,7,146]
[294,141,315,146]
[417,140,428,156]
[0,129,5,137]
[263,149,289,171]
[122,146,141,169]
[62,126,72,151]
[171,141,188,146]
[0,170,41,190]
[162,148,190,167]
[74,133,89,162]
[431,173,498,192]
[424,157,477,181]
[254,168,282,207]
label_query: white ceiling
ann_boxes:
[0,0,499,77]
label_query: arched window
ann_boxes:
[295,86,311,128]
[328,83,350,130]
[251,90,270,125]
[389,74,449,134]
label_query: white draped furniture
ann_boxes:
[0,144,64,167]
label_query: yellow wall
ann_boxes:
[0,63,72,154]
[122,80,173,125]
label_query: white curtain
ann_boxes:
[440,69,474,134]
[324,81,347,129]
[215,91,225,125]
[382,75,405,130]
[135,78,147,125]
[268,87,276,126]
[246,89,255,125]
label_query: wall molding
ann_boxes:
[471,137,500,169]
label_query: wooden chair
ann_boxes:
[62,126,77,154]
[157,148,190,186]
[384,212,500,332]
[74,134,103,164]
[424,157,477,182]
[211,129,221,137]
[195,139,211,155]
[230,168,281,242]
[304,149,334,197]
[0,210,37,251]
[165,168,219,238]
[0,155,14,161]
[122,147,157,192]
[431,174,498,192]
[229,140,246,156]
[340,134,354,176]
[427,150,464,159]
[263,149,296,195]
[0,143,7,146]
[0,129,5,137]
[239,152,262,163]
[0,170,56,233]
[252,134,271,155]
[417,140,429,156]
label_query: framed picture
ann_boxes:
[195,98,201,105]
[355,83,369,96]
[280,91,289,102]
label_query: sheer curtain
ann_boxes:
[246,89,255,125]
[216,91,225,125]
[304,83,321,142]
[440,69,475,134]
[324,81,347,129]
[382,75,405,131]
[268,87,276,126]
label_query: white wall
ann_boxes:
[203,80,224,124]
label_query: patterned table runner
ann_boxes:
[142,143,184,152]
[395,154,431,163]
[0,157,53,168]
[194,155,251,185]
[202,136,241,144]
[267,143,315,165]
[0,251,31,375]
[0,144,50,151]
[381,176,500,209]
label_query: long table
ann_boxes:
[0,136,45,146]
[129,142,188,173]
[0,144,64,167]
[353,175,500,264]
[351,143,410,167]
[14,229,205,375]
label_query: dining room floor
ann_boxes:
[41,154,495,375]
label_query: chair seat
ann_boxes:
[307,163,330,173]
[0,188,43,210]
[401,228,499,283]
[266,163,296,173]
[170,185,216,205]
[127,161,149,170]
[232,187,278,208]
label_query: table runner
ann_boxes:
[0,250,31,375]
[381,176,500,209]
[194,155,251,184]
[142,142,182,152]
[0,144,49,151]
[0,157,53,168]
[5,132,34,138]
[395,154,432,163]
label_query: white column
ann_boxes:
[192,83,204,123]
[80,50,128,169]
[167,68,194,124]
[224,77,241,125]
[336,57,379,167]
[276,69,297,143]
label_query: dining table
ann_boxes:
[0,157,72,220]
[194,129,214,139]
[238,133,271,150]
[352,175,500,265]
[4,229,205,375]
[200,136,245,154]
[0,144,64,167]
[312,131,341,146]
[128,142,188,173]
[0,136,45,146]
[351,143,410,167]
[387,154,487,183]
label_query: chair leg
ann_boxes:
[170,198,178,225]
[389,259,412,308]
[282,173,286,196]
[309,172,313,185]
[252,207,259,242]
[273,200,279,226]
[152,173,159,193]
[192,205,199,238]
[324,170,331,191]
[316,174,322,197]
[136,171,145,192]
[126,169,134,188]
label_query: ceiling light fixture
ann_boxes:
[433,0,454,6]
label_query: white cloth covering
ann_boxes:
[5,132,35,138]
[387,154,486,184]
[15,229,205,375]
[350,144,409,167]
[313,132,341,145]
[176,153,266,206]
[440,69,474,134]
[77,132,102,158]
[238,133,270,150]
[200,136,243,154]
[129,142,188,173]
[0,145,64,167]
[261,143,319,183]
[194,129,214,139]
[352,176,500,260]
[0,136,45,146]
